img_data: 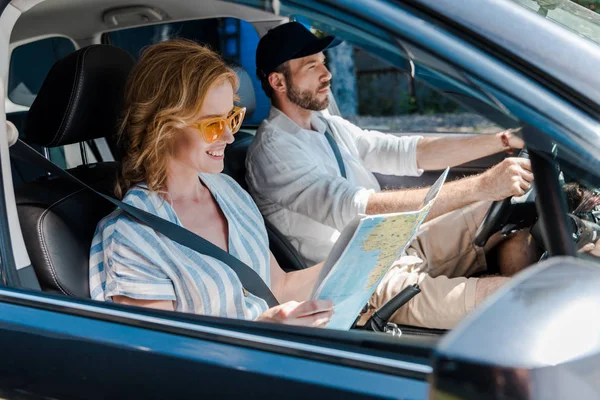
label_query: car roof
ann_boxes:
[413,0,600,115]
[10,0,284,44]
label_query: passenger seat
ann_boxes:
[14,45,135,297]
[14,48,305,300]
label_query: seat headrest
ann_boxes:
[24,45,135,147]
[231,65,256,118]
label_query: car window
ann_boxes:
[325,40,501,134]
[293,16,503,135]
[8,36,76,107]
[7,37,87,177]
[105,18,269,127]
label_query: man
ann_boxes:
[246,22,535,329]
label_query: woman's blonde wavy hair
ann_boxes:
[115,39,239,199]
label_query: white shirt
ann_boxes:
[246,107,423,266]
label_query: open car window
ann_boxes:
[4,2,600,396]
[4,0,599,341]
[323,37,502,135]
[291,15,510,137]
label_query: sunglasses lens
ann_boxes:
[204,121,225,143]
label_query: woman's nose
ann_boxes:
[222,126,235,144]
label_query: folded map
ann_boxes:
[311,167,449,330]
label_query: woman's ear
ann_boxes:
[268,72,287,94]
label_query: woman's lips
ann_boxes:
[206,148,225,159]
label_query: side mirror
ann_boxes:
[430,256,600,400]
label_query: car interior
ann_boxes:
[11,40,310,300]
[4,0,600,340]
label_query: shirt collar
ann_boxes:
[267,106,327,135]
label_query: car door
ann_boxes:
[0,286,433,399]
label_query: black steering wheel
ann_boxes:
[473,149,532,247]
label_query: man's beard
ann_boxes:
[285,74,330,111]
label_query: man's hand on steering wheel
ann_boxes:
[473,149,535,247]
[476,158,534,201]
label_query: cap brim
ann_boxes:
[292,35,343,60]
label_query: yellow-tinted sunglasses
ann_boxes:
[191,106,246,143]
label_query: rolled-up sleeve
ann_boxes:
[247,131,373,231]
[329,116,423,177]
[104,238,176,301]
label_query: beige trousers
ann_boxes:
[360,202,488,329]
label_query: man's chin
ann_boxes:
[314,98,330,111]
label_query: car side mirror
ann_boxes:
[430,256,600,400]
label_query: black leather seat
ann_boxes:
[15,45,135,297]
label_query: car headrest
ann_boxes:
[24,45,135,148]
[231,65,256,118]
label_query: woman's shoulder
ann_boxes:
[121,185,154,208]
[93,185,163,245]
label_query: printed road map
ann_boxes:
[312,168,449,330]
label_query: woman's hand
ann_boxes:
[257,300,334,327]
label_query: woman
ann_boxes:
[89,39,333,327]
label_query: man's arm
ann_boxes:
[416,129,524,171]
[366,175,480,220]
[367,157,533,220]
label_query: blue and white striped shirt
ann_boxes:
[89,173,270,320]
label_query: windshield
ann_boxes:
[510,0,600,45]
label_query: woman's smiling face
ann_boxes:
[170,81,236,174]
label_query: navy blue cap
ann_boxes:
[256,22,342,80]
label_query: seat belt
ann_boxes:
[11,140,279,308]
[323,121,347,179]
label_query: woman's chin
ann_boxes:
[198,160,225,174]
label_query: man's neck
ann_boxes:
[275,100,314,131]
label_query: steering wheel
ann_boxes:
[473,149,533,247]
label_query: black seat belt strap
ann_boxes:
[11,140,279,308]
[323,120,347,179]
